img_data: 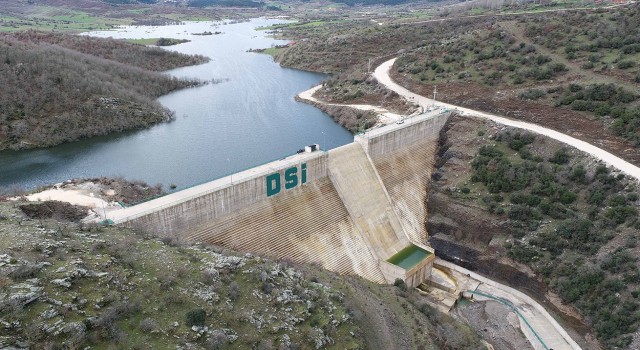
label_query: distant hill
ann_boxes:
[187,0,265,8]
[0,32,209,151]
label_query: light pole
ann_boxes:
[321,131,326,151]
[432,86,437,108]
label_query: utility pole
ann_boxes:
[367,58,372,73]
[432,85,438,107]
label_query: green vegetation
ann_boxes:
[0,13,125,33]
[0,31,209,150]
[546,83,640,144]
[524,7,640,81]
[261,46,287,57]
[3,31,208,71]
[469,129,640,348]
[125,38,161,45]
[0,202,363,349]
[396,26,568,87]
[0,200,482,349]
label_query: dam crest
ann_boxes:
[109,109,451,287]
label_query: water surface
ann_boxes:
[387,245,432,270]
[0,19,352,191]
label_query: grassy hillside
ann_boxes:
[272,4,640,166]
[394,5,640,143]
[0,201,482,349]
[0,32,209,151]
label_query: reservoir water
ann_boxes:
[0,18,352,191]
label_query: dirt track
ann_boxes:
[389,70,640,168]
[375,58,640,181]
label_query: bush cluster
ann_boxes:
[470,130,640,347]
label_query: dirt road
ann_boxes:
[372,57,609,349]
[438,258,582,350]
[374,58,640,182]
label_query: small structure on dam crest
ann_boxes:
[110,109,451,289]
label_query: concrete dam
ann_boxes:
[110,110,451,286]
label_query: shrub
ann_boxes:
[569,165,587,183]
[205,330,229,350]
[558,190,578,204]
[601,250,637,273]
[558,268,604,303]
[185,308,206,328]
[8,262,40,280]
[139,318,159,333]
[618,60,635,69]
[549,148,570,164]
[229,281,239,301]
[605,205,637,225]
[394,278,407,291]
[519,88,545,100]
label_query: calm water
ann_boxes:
[0,18,352,191]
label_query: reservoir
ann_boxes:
[0,18,352,191]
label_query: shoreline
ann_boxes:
[296,84,408,128]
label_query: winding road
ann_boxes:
[373,58,640,182]
[370,57,640,349]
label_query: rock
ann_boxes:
[51,278,72,288]
[41,308,59,320]
[73,268,88,278]
[193,286,219,303]
[172,321,179,327]
[9,292,38,307]
[63,322,86,334]
[55,267,67,273]
[10,282,43,293]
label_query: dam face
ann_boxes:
[110,110,450,285]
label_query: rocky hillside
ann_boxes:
[0,32,209,151]
[428,115,640,349]
[0,201,482,349]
